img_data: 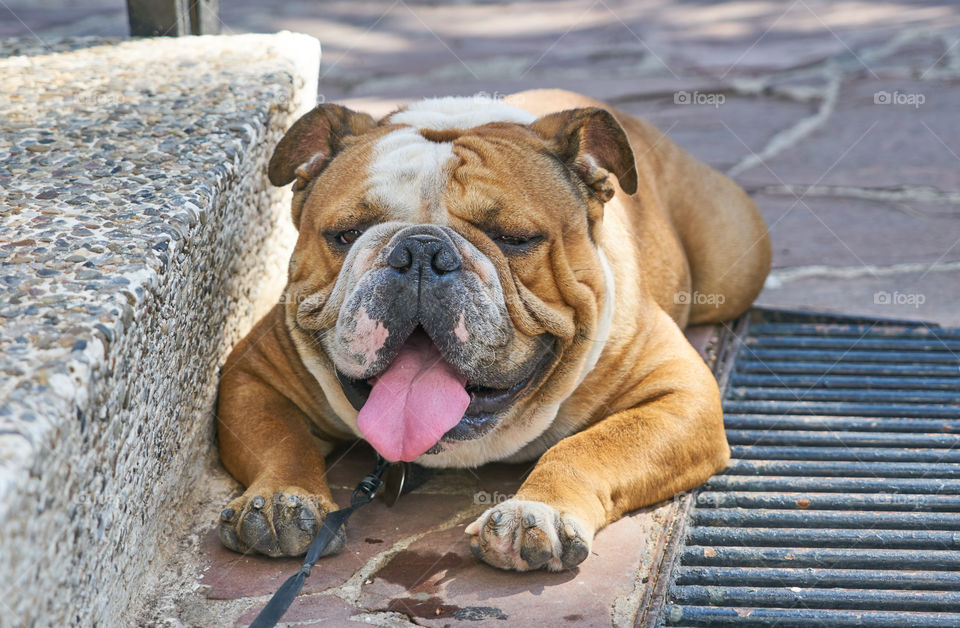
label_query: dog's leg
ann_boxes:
[467,315,728,571]
[216,368,341,557]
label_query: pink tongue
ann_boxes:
[357,331,470,462]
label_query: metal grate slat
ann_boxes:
[704,475,960,493]
[723,414,960,433]
[673,566,960,589]
[743,336,960,351]
[670,586,960,611]
[728,387,957,403]
[665,606,960,627]
[723,400,960,417]
[685,526,960,549]
[743,348,959,364]
[729,445,960,462]
[723,459,960,478]
[731,372,960,390]
[749,323,960,340]
[737,360,960,377]
[660,313,960,626]
[691,508,960,530]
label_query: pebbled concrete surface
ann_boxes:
[2,1,959,626]
[0,33,316,627]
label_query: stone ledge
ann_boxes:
[0,33,318,626]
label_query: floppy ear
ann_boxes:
[268,104,377,190]
[529,107,638,201]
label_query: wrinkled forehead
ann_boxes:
[364,98,538,222]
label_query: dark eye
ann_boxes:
[497,235,530,246]
[336,229,363,245]
[491,232,543,252]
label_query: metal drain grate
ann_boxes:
[652,311,960,627]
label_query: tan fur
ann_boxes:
[216,90,771,567]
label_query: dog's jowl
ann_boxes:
[216,90,771,571]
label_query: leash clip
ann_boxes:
[250,452,435,628]
[351,455,392,506]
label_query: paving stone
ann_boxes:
[760,268,960,327]
[335,77,730,122]
[866,34,954,78]
[201,490,468,600]
[0,3,127,38]
[752,194,960,269]
[685,324,718,359]
[356,506,669,627]
[619,94,818,172]
[640,2,958,76]
[236,593,360,627]
[344,76,696,105]
[736,79,960,191]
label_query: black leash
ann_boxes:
[249,455,394,628]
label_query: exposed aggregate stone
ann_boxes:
[0,33,318,627]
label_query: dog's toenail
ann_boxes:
[252,496,265,509]
[285,496,301,509]
[564,524,576,539]
[220,508,235,522]
[297,517,315,532]
[491,511,503,524]
[522,513,536,528]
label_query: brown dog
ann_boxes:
[216,89,770,571]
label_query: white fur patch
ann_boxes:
[299,352,362,437]
[421,402,561,468]
[366,127,455,220]
[388,96,536,131]
[575,249,615,387]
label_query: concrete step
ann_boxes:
[0,33,319,626]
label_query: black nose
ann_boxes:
[387,234,461,276]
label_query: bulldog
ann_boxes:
[216,89,771,571]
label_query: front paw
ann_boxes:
[218,486,344,557]
[464,499,591,571]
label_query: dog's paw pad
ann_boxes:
[465,499,591,571]
[218,487,342,557]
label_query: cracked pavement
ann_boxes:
[3,0,959,625]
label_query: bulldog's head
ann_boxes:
[269,97,637,467]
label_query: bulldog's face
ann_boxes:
[269,98,637,467]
